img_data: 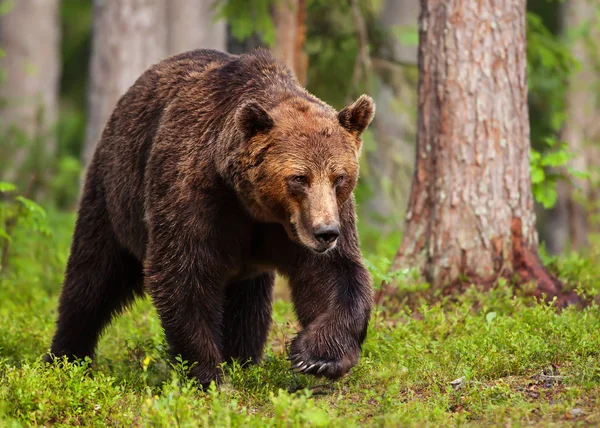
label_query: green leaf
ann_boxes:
[540,151,571,167]
[15,196,46,218]
[534,185,558,209]
[530,150,542,162]
[542,136,558,147]
[531,167,545,184]
[0,182,16,193]
[568,168,590,180]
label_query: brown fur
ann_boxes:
[44,48,375,387]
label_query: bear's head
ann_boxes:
[235,94,375,253]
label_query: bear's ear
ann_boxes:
[338,94,376,136]
[235,101,274,140]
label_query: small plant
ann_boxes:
[363,256,428,294]
[530,137,586,209]
[0,181,49,273]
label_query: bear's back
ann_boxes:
[92,49,238,260]
[90,48,299,262]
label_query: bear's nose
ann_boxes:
[313,224,340,245]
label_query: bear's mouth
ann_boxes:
[288,219,337,254]
[312,240,337,254]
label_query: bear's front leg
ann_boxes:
[145,233,226,388]
[287,252,373,380]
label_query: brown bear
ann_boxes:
[45,48,375,388]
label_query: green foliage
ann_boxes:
[0,112,59,200]
[51,156,83,209]
[0,182,50,273]
[0,212,598,426]
[363,256,428,295]
[358,226,425,293]
[214,0,275,46]
[304,0,374,108]
[525,8,587,209]
[530,137,577,208]
[0,0,90,207]
[58,0,92,161]
[540,244,600,300]
[526,10,578,142]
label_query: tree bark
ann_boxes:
[83,0,167,166]
[363,0,419,232]
[0,0,61,186]
[272,0,307,85]
[166,0,226,56]
[545,0,600,254]
[390,0,577,305]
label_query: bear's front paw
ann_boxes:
[288,328,360,380]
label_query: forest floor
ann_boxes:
[1,211,599,427]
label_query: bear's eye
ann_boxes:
[290,175,308,186]
[334,175,346,187]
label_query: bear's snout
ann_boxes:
[313,223,340,247]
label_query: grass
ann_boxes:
[1,211,599,427]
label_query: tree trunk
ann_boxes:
[83,0,167,166]
[0,0,60,187]
[545,0,600,254]
[272,0,307,85]
[363,0,419,232]
[166,0,226,56]
[390,0,577,305]
[226,26,265,55]
[543,181,570,255]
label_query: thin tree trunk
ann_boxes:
[272,0,307,84]
[227,26,265,55]
[166,0,226,56]
[390,0,577,306]
[83,0,167,166]
[364,0,419,232]
[546,0,599,254]
[543,181,570,255]
[0,0,60,186]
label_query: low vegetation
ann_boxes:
[0,210,599,427]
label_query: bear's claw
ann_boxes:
[288,353,338,377]
[316,363,329,374]
[294,361,306,371]
[287,326,361,379]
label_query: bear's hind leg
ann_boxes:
[222,272,274,365]
[45,184,144,362]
